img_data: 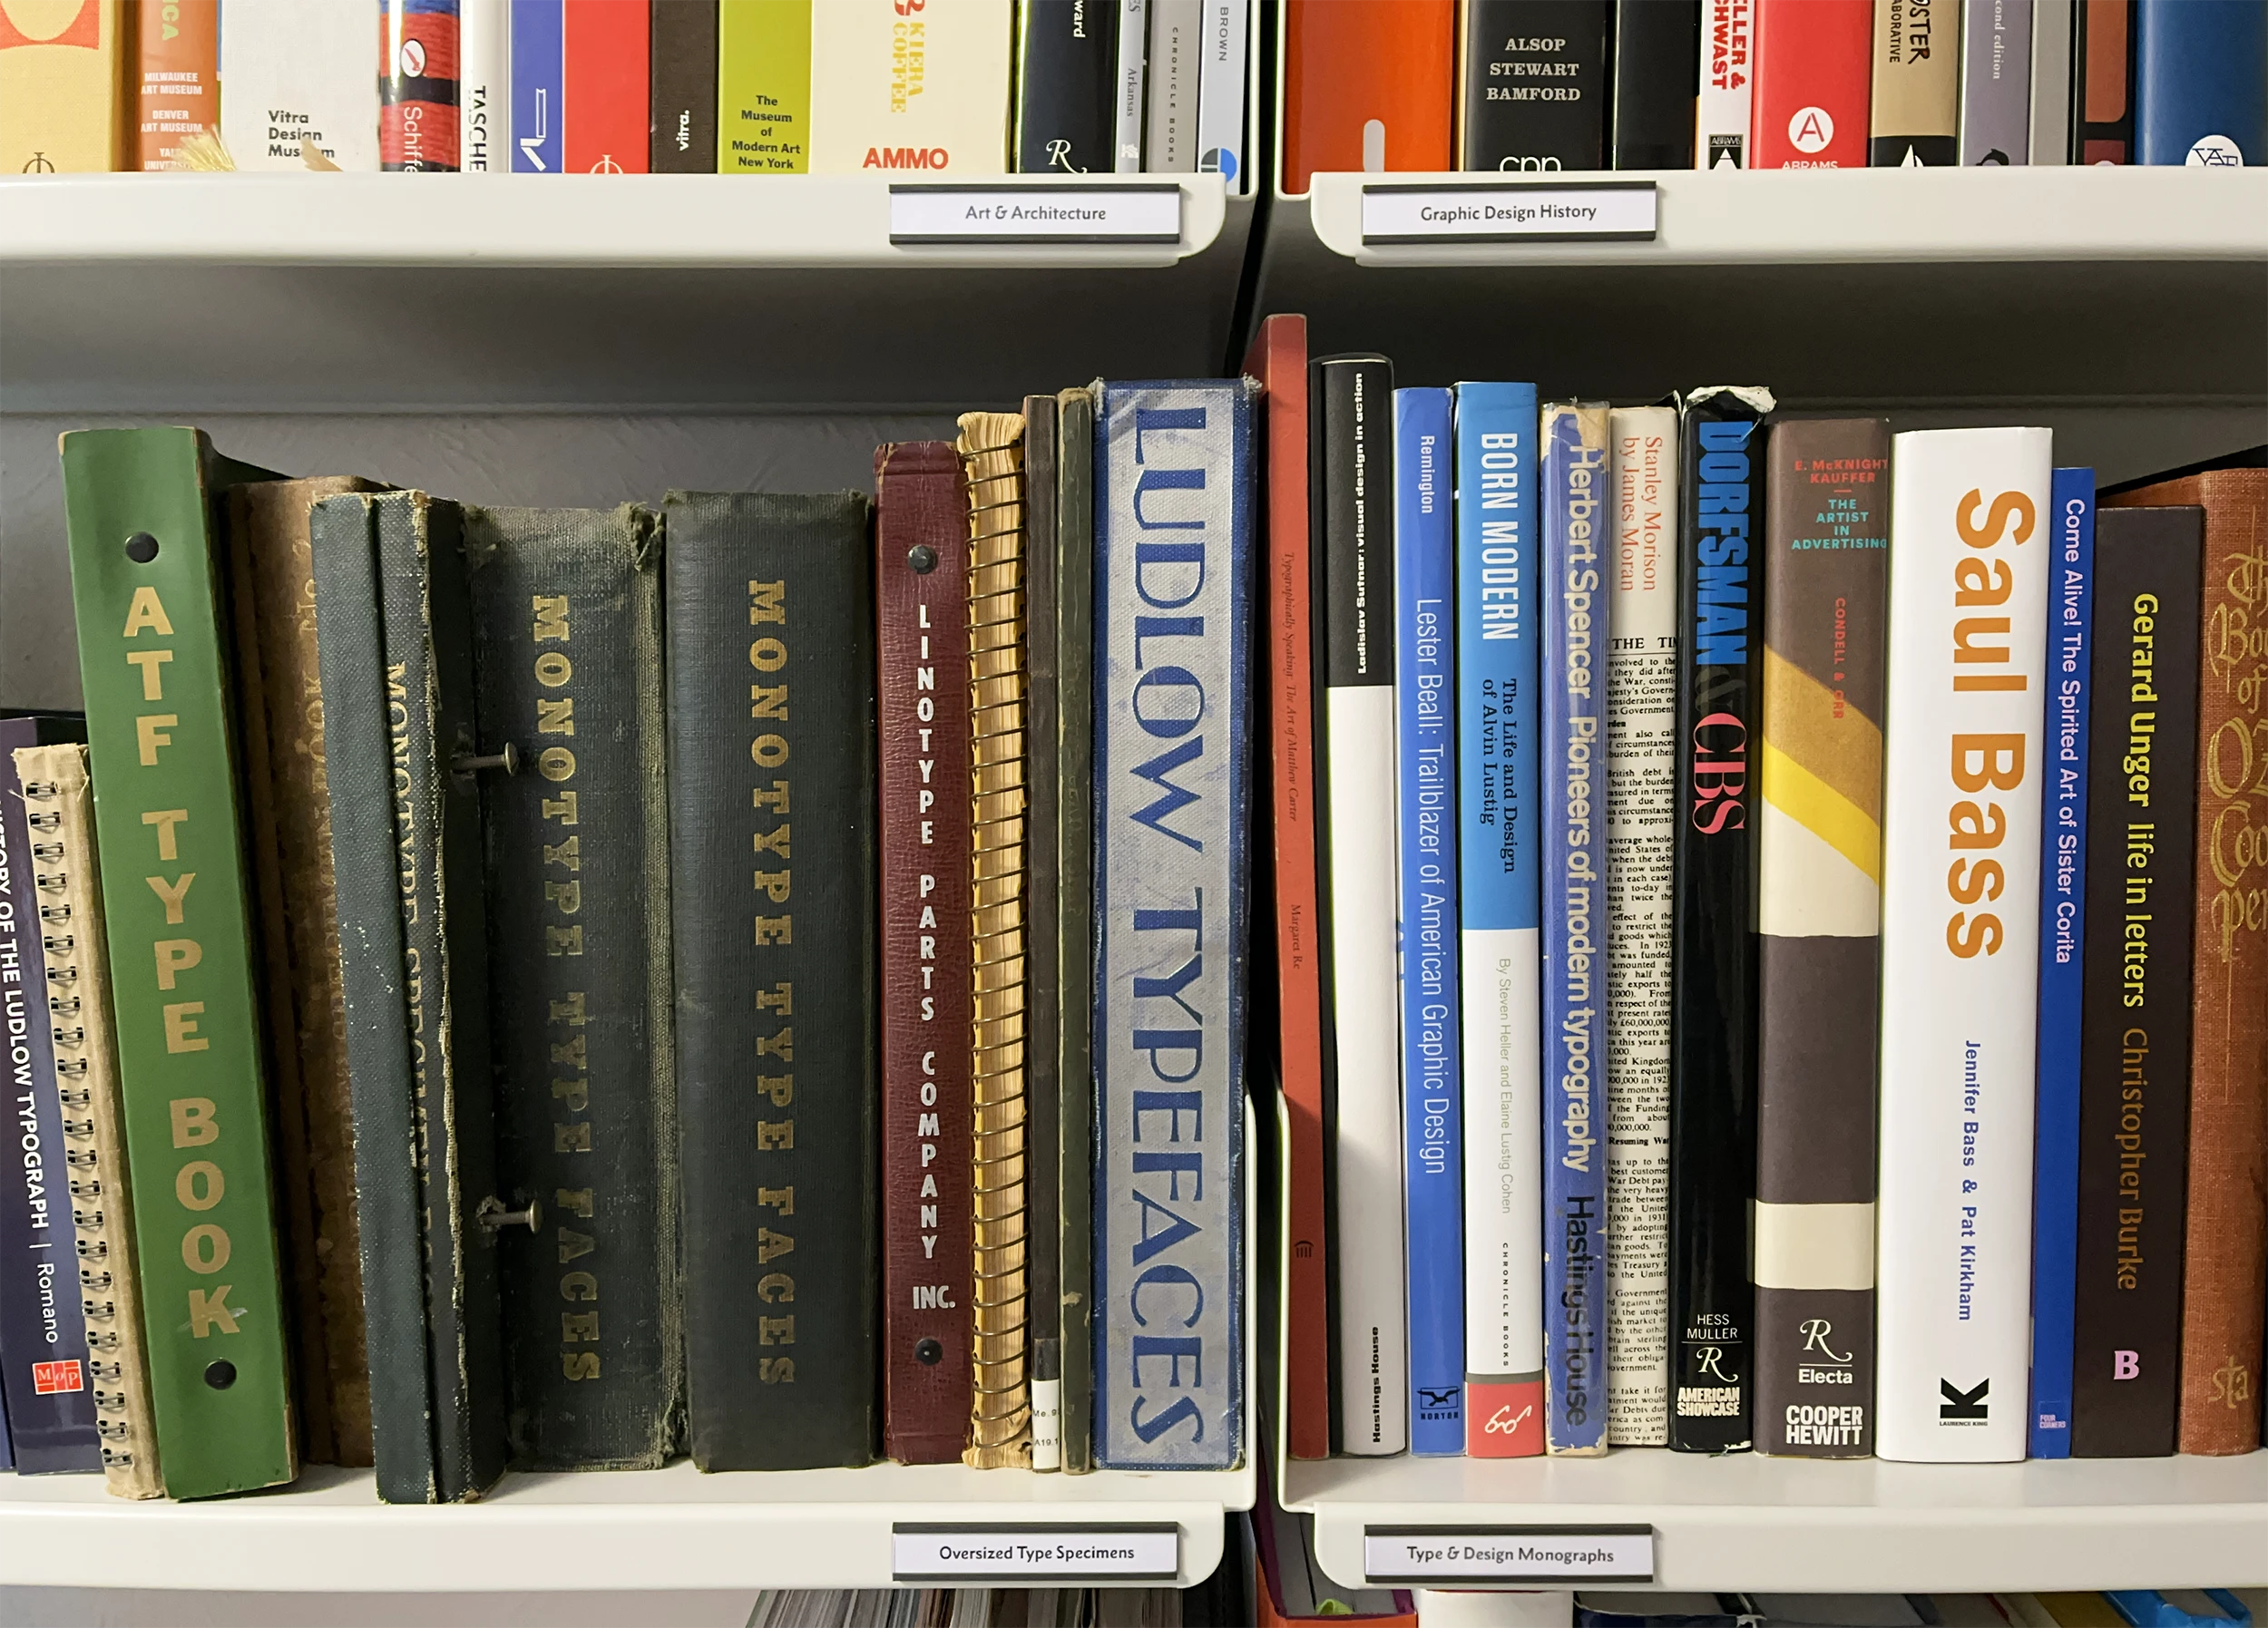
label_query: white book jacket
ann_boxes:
[809,0,1012,174]
[220,0,380,171]
[1874,426,2052,1463]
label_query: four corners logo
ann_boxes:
[0,0,103,52]
[31,1359,83,1396]
[1787,105,1835,154]
[1939,1377,1989,1420]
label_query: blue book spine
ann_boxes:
[1452,380,1547,1457]
[1394,387,1465,1457]
[2029,465,2095,1460]
[1540,404,1610,1456]
[2134,0,2267,166]
[509,0,564,172]
[1091,379,1254,1469]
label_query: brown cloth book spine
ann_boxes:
[226,476,379,1467]
[2107,469,2268,1455]
[877,440,979,1465]
[959,412,1033,1470]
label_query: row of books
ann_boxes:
[0,0,1253,181]
[1251,303,2266,1466]
[1281,0,2267,186]
[0,388,1253,1496]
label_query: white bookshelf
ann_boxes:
[0,1459,1255,1593]
[0,172,1252,413]
[1279,1448,2268,1594]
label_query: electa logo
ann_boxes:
[2114,1350,2140,1380]
[1689,710,1747,833]
[865,147,951,170]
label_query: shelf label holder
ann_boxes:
[891,1522,1181,1584]
[1362,1524,1657,1585]
[1361,180,1658,246]
[889,183,1183,246]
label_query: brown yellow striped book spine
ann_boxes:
[2107,468,2268,1455]
[961,409,1031,1469]
[16,744,162,1498]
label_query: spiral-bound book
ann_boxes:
[15,742,163,1498]
[961,410,1034,1471]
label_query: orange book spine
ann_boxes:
[132,0,218,169]
[1282,0,1454,194]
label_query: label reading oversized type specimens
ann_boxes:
[891,1525,1180,1584]
[1364,1526,1656,1584]
[890,183,1182,244]
[1363,182,1658,245]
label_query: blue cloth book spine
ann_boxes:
[2133,0,2267,165]
[1394,387,1465,1457]
[2029,465,2096,1460]
[1540,404,1611,1456]
[1091,379,1254,1469]
[1453,381,1547,1457]
[509,0,564,172]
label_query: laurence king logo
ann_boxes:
[1939,1377,1989,1420]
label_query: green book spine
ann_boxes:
[58,426,298,1499]
[718,0,812,172]
[464,505,684,1471]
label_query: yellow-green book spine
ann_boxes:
[719,0,812,172]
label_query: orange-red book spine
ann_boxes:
[562,0,650,172]
[1747,0,1871,168]
[132,0,217,170]
[1282,0,1453,194]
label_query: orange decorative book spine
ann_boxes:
[1281,0,1453,194]
[2107,468,2268,1456]
[0,0,122,174]
[132,0,217,170]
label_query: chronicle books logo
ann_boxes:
[1939,1378,1989,1420]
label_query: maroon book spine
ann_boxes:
[875,441,977,1464]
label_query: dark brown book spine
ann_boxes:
[876,441,977,1465]
[2107,470,2268,1455]
[1751,419,1890,1458]
[650,0,719,172]
[2070,504,2204,1457]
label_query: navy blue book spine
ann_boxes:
[1394,387,1465,1457]
[2028,467,2095,1459]
[1091,378,1255,1469]
[2133,0,2266,166]
[0,714,102,1473]
[1540,405,1611,1456]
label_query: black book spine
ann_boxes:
[0,714,102,1474]
[1021,398,1065,1466]
[664,491,879,1471]
[1014,0,1119,172]
[311,494,441,1504]
[465,506,683,1471]
[1459,0,1612,171]
[1611,0,1700,167]
[374,493,507,1502]
[650,0,719,173]
[1053,387,1097,1473]
[2070,505,2203,1457]
[1666,387,1770,1454]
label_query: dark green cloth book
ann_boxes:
[312,490,507,1504]
[464,504,684,1471]
[663,490,880,1470]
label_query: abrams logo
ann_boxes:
[865,146,951,170]
[1939,1377,1989,1420]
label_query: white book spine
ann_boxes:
[1696,0,1755,169]
[1329,684,1410,1456]
[809,0,1012,174]
[1603,405,1678,1447]
[1193,0,1248,190]
[1874,426,2053,1463]
[218,0,381,171]
[459,0,508,172]
[2028,0,2073,164]
[1144,0,1198,171]
[1114,0,1149,172]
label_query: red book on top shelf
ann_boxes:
[563,0,650,173]
[1748,0,1872,169]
